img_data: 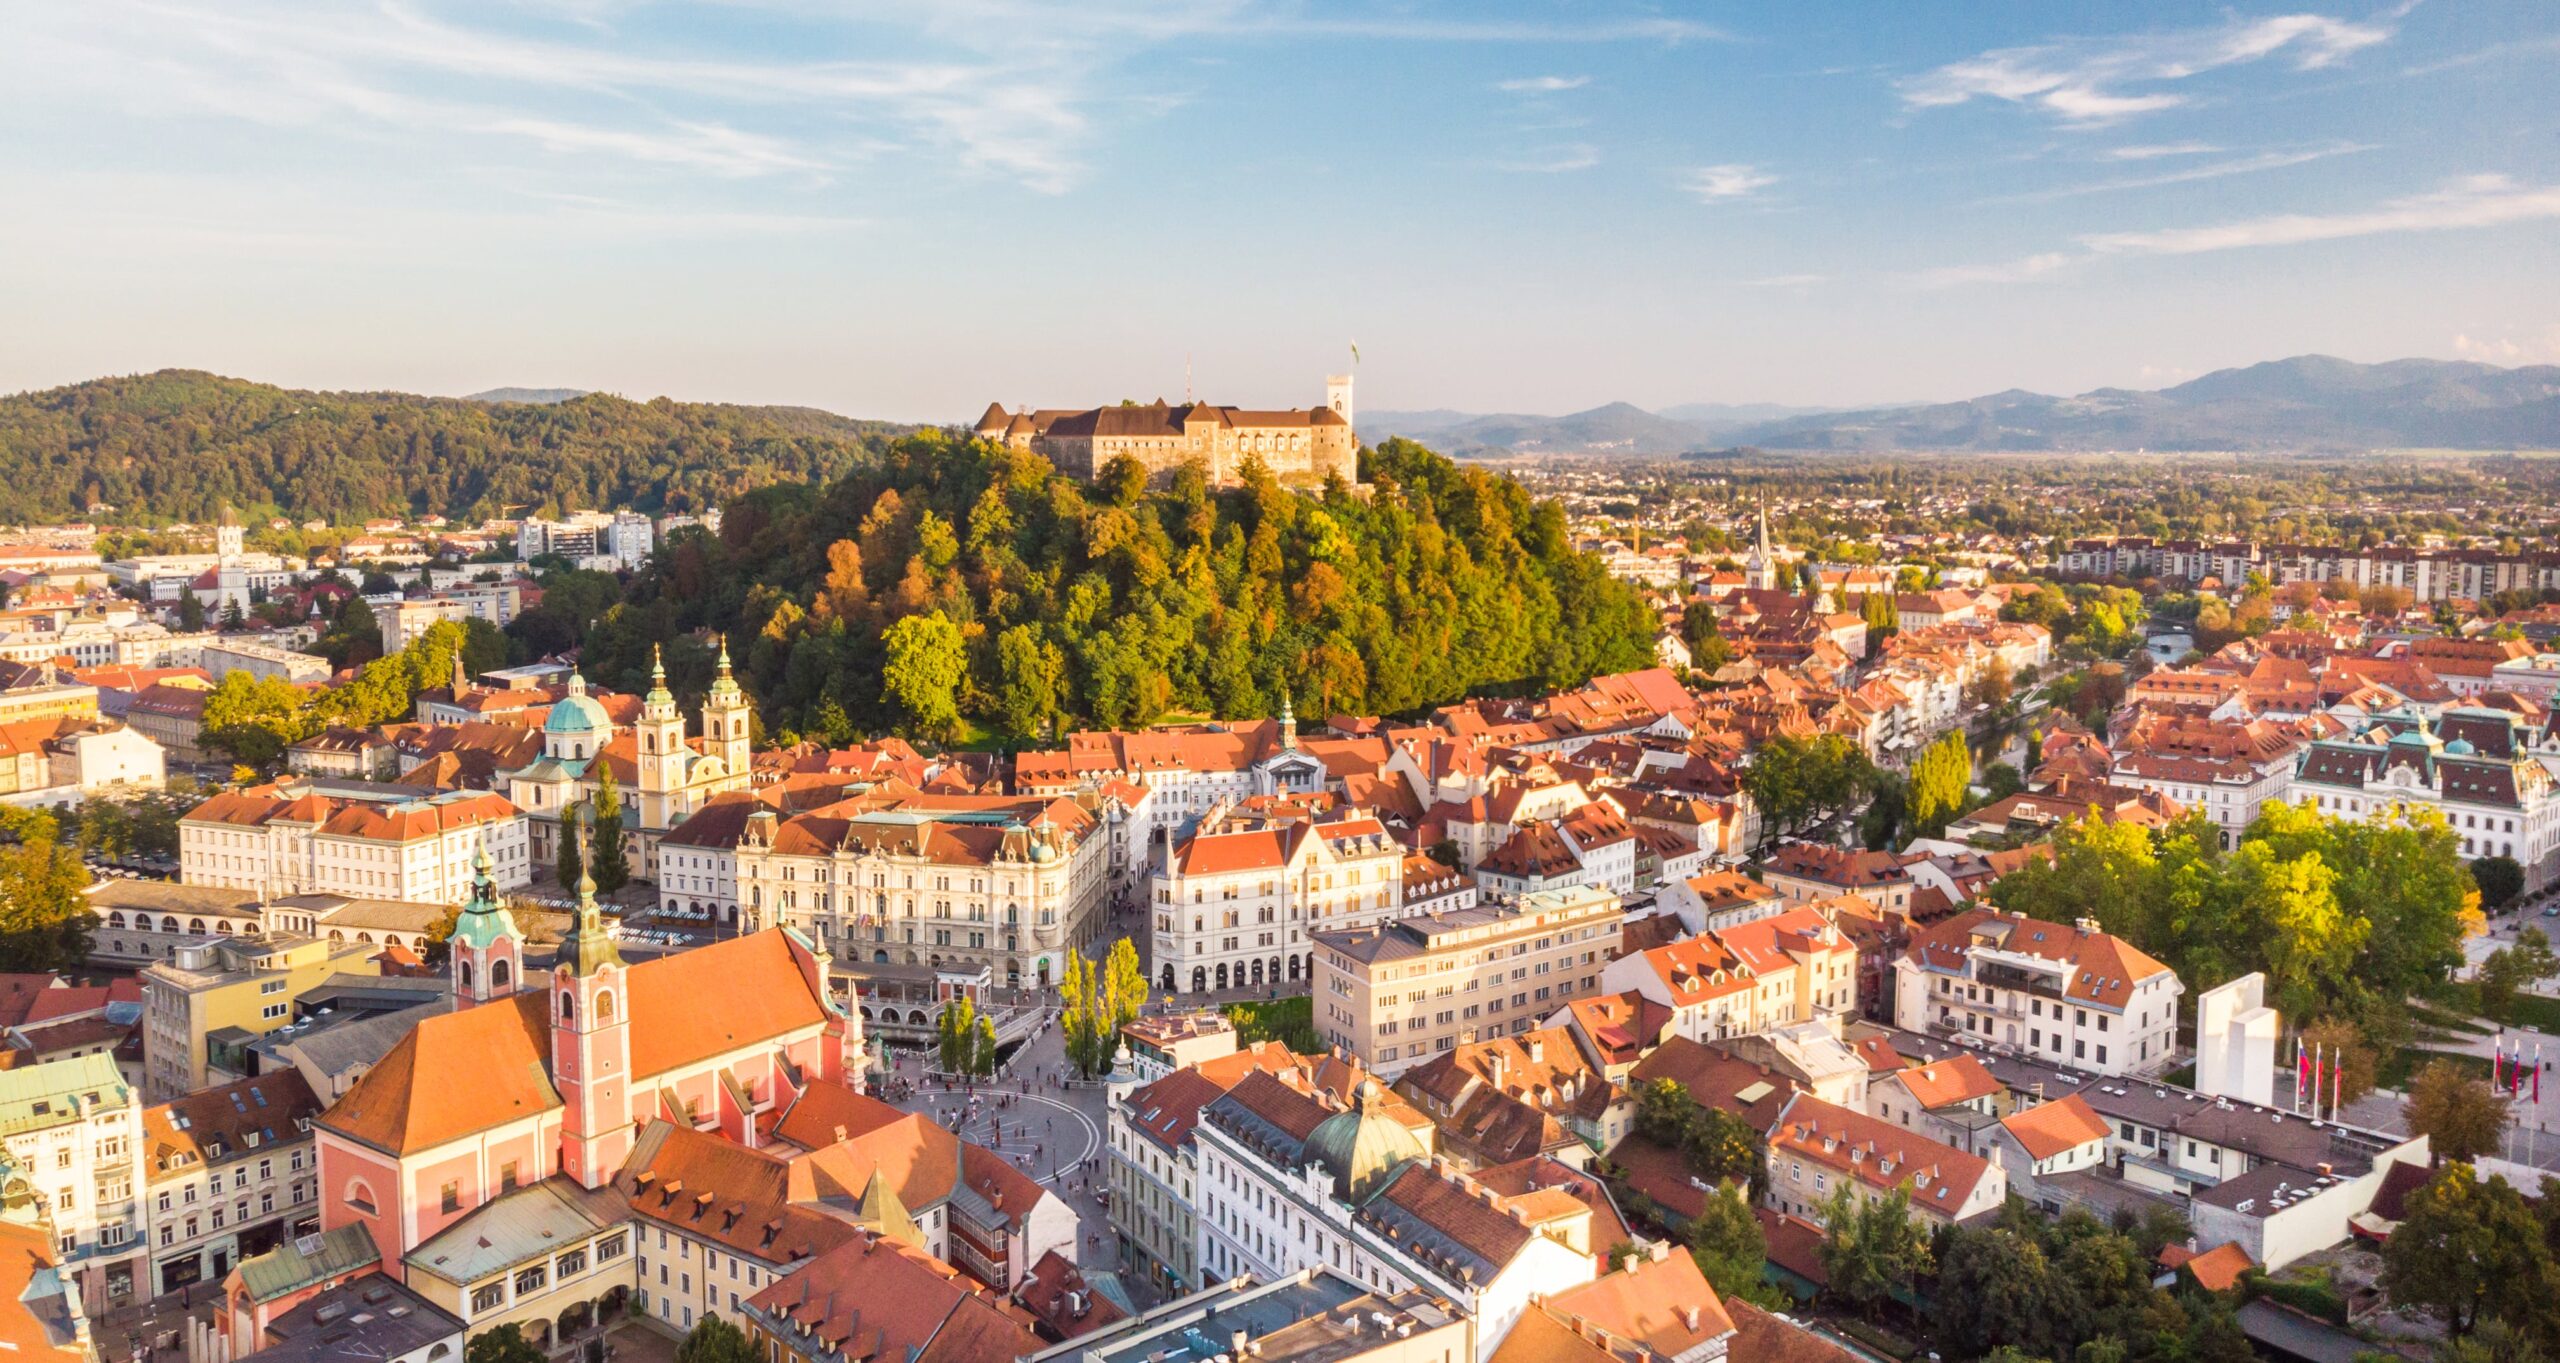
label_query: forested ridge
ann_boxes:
[0,370,905,523]
[574,431,1661,742]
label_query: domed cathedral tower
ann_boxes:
[449,843,525,1010]
[701,636,752,775]
[544,671,613,763]
[552,826,633,1189]
[216,503,245,562]
[633,645,690,830]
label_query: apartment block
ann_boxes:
[1313,885,1624,1078]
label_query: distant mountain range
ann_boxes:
[1367,356,2560,455]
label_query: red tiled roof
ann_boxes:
[322,929,834,1156]
[1998,1094,2112,1162]
[1546,1246,1734,1355]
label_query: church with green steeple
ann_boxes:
[500,639,755,889]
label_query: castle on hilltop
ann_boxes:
[974,374,1357,488]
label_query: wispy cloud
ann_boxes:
[2400,33,2560,77]
[1910,252,2076,289]
[1899,11,2397,126]
[1989,142,2374,203]
[13,1,1704,200]
[1683,164,1776,202]
[1497,143,1600,173]
[2106,141,2222,160]
[2083,173,2560,255]
[1916,173,2560,286]
[1498,75,1588,93]
[2453,325,2560,367]
[1739,274,1827,288]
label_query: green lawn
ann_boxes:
[2381,1046,2494,1090]
[2505,992,2560,1034]
[2406,997,2495,1037]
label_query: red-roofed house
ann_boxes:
[180,781,531,905]
[1765,1093,2006,1229]
[1894,908,2183,1078]
[1153,805,1407,996]
[1985,1094,2114,1211]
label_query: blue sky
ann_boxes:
[3,1,2554,421]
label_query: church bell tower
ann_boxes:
[552,821,634,1188]
[449,843,523,1010]
[701,636,752,772]
[634,645,687,828]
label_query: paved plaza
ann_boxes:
[871,1006,1126,1274]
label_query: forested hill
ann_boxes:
[0,370,908,523]
[575,432,1661,743]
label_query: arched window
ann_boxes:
[595,990,616,1020]
[459,960,475,989]
[559,991,577,1023]
[492,959,513,990]
[344,1178,379,1215]
[105,913,124,930]
[188,917,206,934]
[161,916,178,933]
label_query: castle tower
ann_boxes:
[701,636,752,772]
[449,843,524,1010]
[1324,374,1353,430]
[634,645,687,828]
[551,824,634,1188]
[215,505,244,562]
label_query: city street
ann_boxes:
[869,1006,1126,1279]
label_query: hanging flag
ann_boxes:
[2536,1044,2544,1105]
[2496,1041,2507,1091]
[1349,340,1361,366]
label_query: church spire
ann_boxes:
[449,838,524,1009]
[643,642,675,715]
[708,634,743,703]
[557,812,624,978]
[1279,690,1297,751]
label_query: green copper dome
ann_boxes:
[545,672,612,737]
[1304,1081,1423,1203]
[449,844,520,952]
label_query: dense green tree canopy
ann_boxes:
[580,433,1658,742]
[1989,801,2480,1023]
[0,371,903,523]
